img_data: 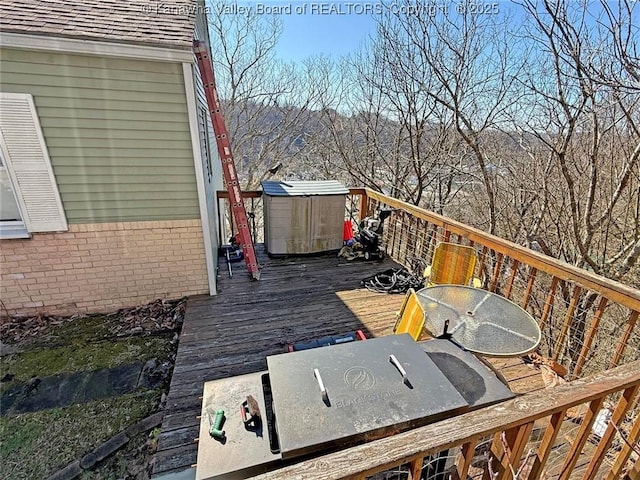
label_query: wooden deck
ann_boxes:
[152,251,545,478]
[152,251,407,476]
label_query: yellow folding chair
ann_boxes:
[392,288,425,341]
[424,242,481,287]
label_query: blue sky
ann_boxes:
[223,1,639,62]
[275,3,378,61]
[226,1,380,61]
[229,1,524,61]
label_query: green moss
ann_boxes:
[0,392,159,479]
[0,304,180,478]
[0,336,170,388]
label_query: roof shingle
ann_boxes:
[0,0,199,49]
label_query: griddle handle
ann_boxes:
[313,368,328,402]
[389,354,408,382]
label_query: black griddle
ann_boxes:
[196,336,516,480]
[266,334,469,459]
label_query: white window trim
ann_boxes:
[198,106,213,182]
[0,135,29,230]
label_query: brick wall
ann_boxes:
[0,220,210,317]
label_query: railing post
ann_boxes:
[521,267,537,310]
[504,259,519,300]
[539,276,560,333]
[609,310,639,368]
[605,408,640,480]
[573,296,608,378]
[408,456,423,480]
[553,285,583,361]
[489,422,534,480]
[489,252,504,293]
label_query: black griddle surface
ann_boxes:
[419,339,515,407]
[266,334,468,459]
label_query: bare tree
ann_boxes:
[515,0,640,281]
[511,0,640,369]
[306,7,498,215]
[368,1,527,234]
[207,3,325,188]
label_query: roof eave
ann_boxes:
[0,31,194,63]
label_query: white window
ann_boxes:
[0,92,67,238]
[0,150,28,237]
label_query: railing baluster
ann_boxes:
[504,259,520,300]
[573,296,609,378]
[582,384,640,480]
[409,214,416,261]
[395,210,403,262]
[609,310,639,368]
[420,220,428,260]
[453,435,479,480]
[521,267,537,310]
[553,285,583,361]
[443,229,451,243]
[398,212,405,260]
[477,246,489,283]
[528,410,567,480]
[427,222,437,260]
[605,407,640,480]
[489,252,504,293]
[391,208,399,260]
[539,276,560,333]
[491,422,534,480]
[558,397,606,480]
[408,455,423,480]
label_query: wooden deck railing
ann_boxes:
[217,187,640,480]
[353,188,640,381]
[252,360,640,480]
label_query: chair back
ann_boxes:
[393,288,425,341]
[429,242,478,285]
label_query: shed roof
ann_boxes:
[261,180,349,197]
[0,0,198,49]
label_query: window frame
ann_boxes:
[0,141,29,239]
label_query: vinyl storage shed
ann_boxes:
[261,180,348,256]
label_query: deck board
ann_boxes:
[152,251,546,478]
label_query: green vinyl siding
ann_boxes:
[0,48,199,223]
